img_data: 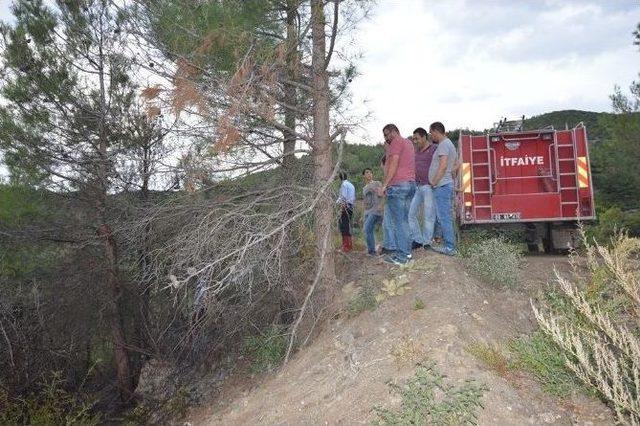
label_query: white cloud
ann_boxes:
[0,1,14,24]
[349,0,640,142]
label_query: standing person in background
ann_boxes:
[362,168,384,256]
[409,127,438,250]
[336,171,356,252]
[428,122,458,256]
[377,124,416,265]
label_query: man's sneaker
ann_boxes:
[431,245,458,256]
[383,254,410,265]
[379,247,395,255]
[411,241,423,250]
[383,255,400,265]
[423,243,432,251]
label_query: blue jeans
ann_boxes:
[363,213,383,254]
[386,181,416,259]
[433,183,456,251]
[409,184,436,246]
[382,203,396,251]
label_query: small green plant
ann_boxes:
[346,284,378,316]
[508,331,586,398]
[466,342,510,377]
[373,362,488,425]
[243,325,287,374]
[0,372,100,425]
[464,237,523,287]
[412,298,425,310]
[376,274,411,303]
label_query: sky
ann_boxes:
[0,0,638,143]
[348,0,640,142]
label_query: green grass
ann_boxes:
[412,298,425,310]
[346,284,378,317]
[243,325,287,374]
[373,362,488,425]
[508,331,586,398]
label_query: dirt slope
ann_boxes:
[189,251,613,425]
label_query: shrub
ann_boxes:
[464,237,523,287]
[373,362,488,425]
[0,372,100,425]
[508,331,586,397]
[587,206,640,244]
[243,325,287,374]
[532,232,640,423]
[346,284,378,317]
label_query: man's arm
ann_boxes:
[430,155,448,187]
[378,154,399,195]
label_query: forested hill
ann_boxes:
[522,109,613,142]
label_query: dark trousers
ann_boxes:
[339,204,353,236]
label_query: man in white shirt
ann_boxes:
[336,172,356,252]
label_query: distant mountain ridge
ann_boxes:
[522,109,613,142]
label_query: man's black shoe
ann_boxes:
[411,241,423,250]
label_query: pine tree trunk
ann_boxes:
[96,36,135,402]
[311,0,336,289]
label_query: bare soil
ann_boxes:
[187,250,613,425]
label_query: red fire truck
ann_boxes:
[457,119,595,252]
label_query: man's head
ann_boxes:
[362,168,373,183]
[382,124,400,144]
[338,171,348,181]
[413,127,429,149]
[429,122,446,143]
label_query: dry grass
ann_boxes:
[390,336,424,368]
[466,342,510,378]
[532,231,640,424]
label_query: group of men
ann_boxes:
[337,122,458,265]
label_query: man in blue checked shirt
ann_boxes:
[336,171,356,252]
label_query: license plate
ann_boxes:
[492,212,521,221]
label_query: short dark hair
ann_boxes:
[338,171,348,180]
[413,127,428,137]
[362,167,372,175]
[429,122,445,134]
[382,123,399,134]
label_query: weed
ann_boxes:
[464,237,523,287]
[532,232,640,423]
[412,298,425,310]
[465,342,510,377]
[508,331,586,398]
[373,361,488,425]
[390,336,424,367]
[346,284,378,317]
[376,274,411,303]
[243,325,287,374]
[0,372,100,425]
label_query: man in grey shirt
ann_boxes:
[428,122,458,255]
[362,168,384,255]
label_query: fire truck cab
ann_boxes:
[457,118,595,251]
